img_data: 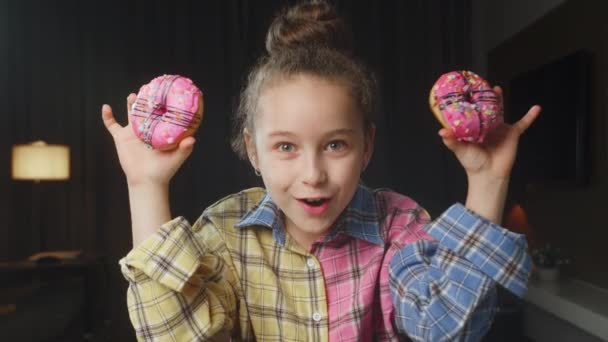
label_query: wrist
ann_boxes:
[128,183,172,247]
[127,180,169,193]
[127,177,170,189]
[466,173,510,190]
[465,175,509,224]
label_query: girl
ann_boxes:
[102,2,540,341]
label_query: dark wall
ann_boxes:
[488,0,608,288]
[1,0,475,339]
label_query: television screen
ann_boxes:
[508,50,590,185]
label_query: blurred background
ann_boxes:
[1,0,606,341]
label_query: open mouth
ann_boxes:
[297,197,332,215]
[300,198,329,207]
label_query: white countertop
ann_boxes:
[525,277,608,340]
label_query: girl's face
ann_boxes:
[245,75,374,246]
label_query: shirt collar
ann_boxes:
[233,192,287,244]
[235,184,383,246]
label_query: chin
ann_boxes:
[296,215,336,235]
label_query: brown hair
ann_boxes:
[231,0,378,159]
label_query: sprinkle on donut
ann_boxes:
[429,71,502,143]
[130,75,204,150]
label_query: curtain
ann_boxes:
[0,0,472,339]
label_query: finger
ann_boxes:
[101,104,123,137]
[172,136,196,162]
[493,85,504,109]
[514,105,542,134]
[439,129,466,154]
[179,136,196,150]
[438,128,454,139]
[493,85,503,97]
[127,93,137,114]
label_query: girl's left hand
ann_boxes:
[439,86,541,180]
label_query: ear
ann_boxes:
[362,125,376,171]
[243,127,259,170]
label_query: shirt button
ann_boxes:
[306,258,316,268]
[312,312,322,322]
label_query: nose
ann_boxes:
[301,153,327,187]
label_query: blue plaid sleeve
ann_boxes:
[389,203,532,341]
[427,203,532,297]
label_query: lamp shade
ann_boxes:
[506,203,535,248]
[11,141,70,181]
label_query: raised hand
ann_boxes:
[439,86,541,181]
[102,94,196,187]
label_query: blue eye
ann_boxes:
[278,143,295,152]
[326,140,346,151]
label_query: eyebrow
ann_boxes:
[267,128,357,139]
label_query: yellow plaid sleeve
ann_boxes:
[119,216,239,341]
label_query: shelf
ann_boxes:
[524,277,608,340]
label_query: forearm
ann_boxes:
[465,175,509,224]
[390,200,533,339]
[390,241,498,341]
[128,183,172,247]
[120,218,238,341]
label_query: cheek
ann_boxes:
[327,153,363,180]
[342,159,363,182]
[258,155,295,187]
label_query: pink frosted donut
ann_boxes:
[429,71,502,143]
[130,74,204,150]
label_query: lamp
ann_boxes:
[12,141,70,181]
[505,203,536,249]
[11,141,70,253]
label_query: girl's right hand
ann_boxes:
[102,93,196,187]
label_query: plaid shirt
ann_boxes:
[120,185,531,341]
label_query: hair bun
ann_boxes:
[266,1,353,56]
